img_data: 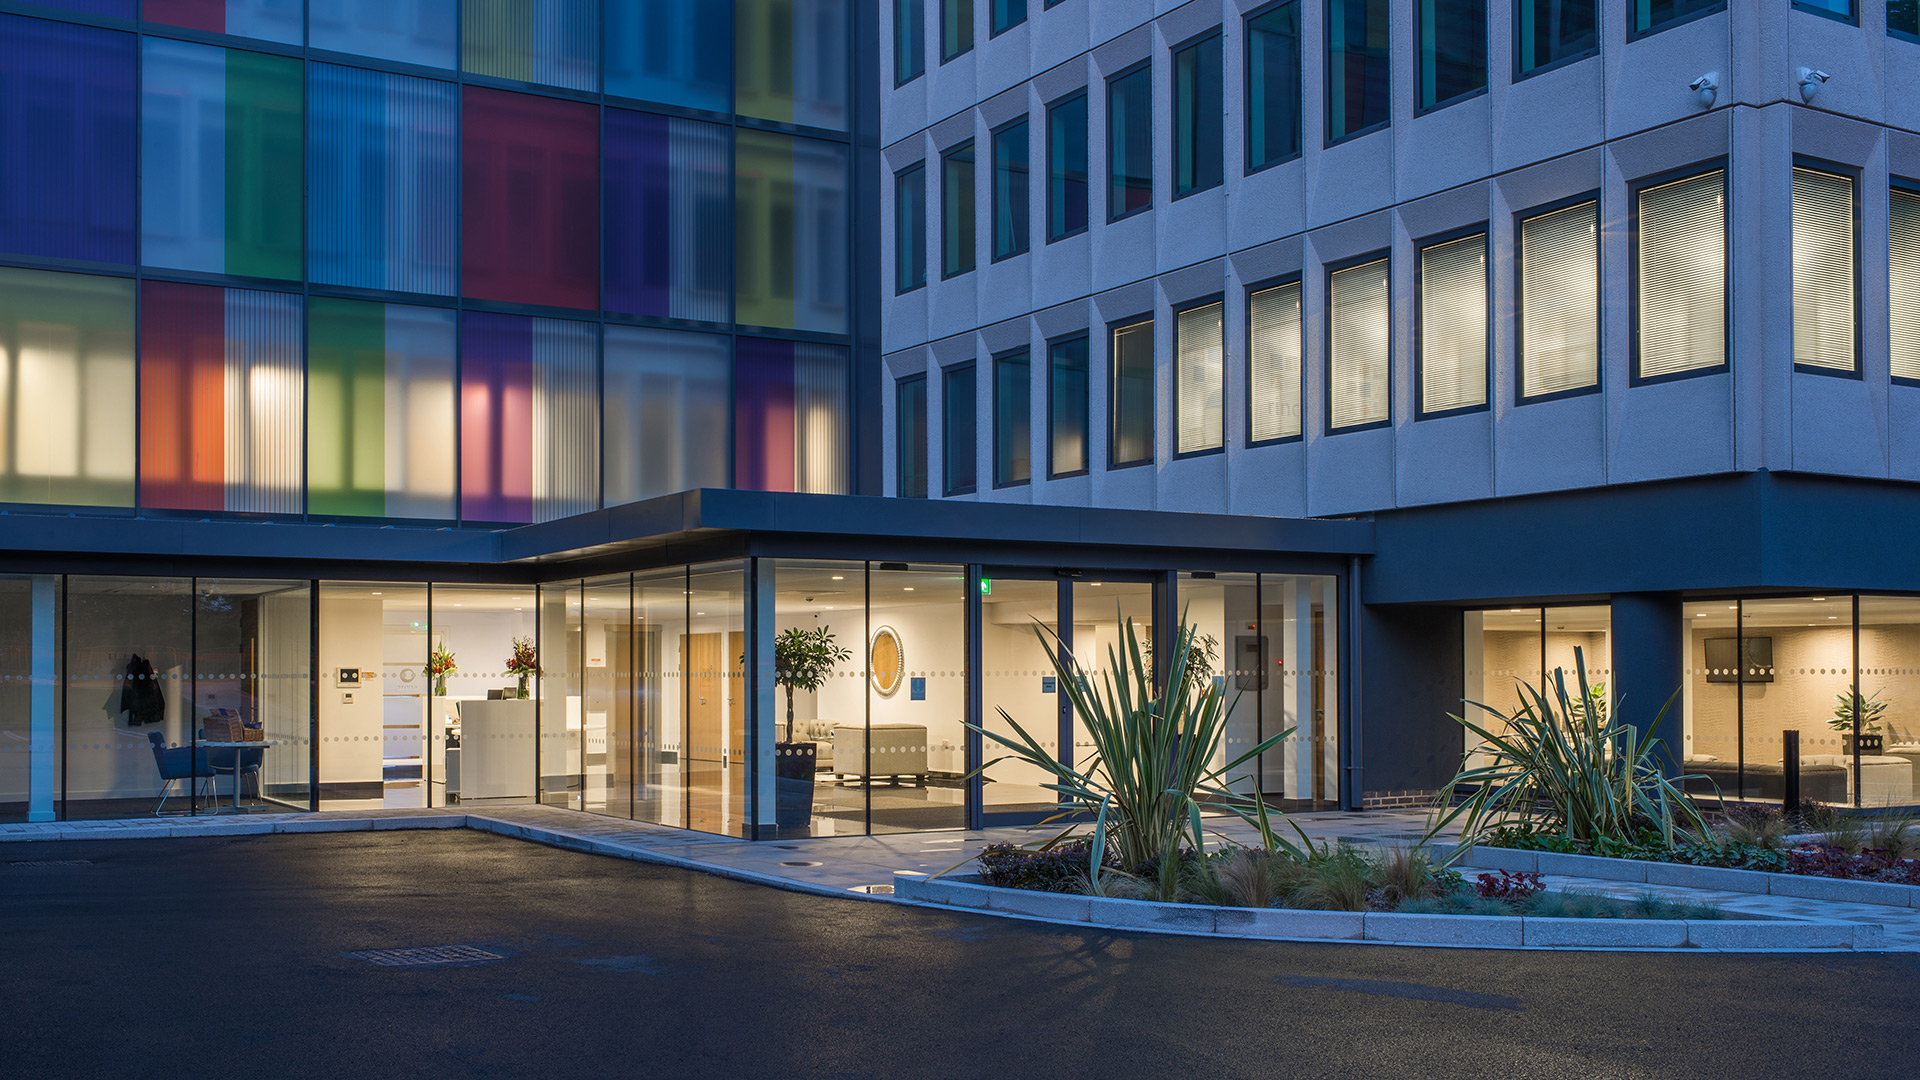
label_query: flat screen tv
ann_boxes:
[1704,636,1773,683]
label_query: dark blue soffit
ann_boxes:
[1364,470,1920,605]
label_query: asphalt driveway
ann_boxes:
[1,830,1911,1080]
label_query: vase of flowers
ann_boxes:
[428,644,456,697]
[506,637,540,700]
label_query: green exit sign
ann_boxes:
[979,578,992,596]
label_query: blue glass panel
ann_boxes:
[605,0,729,112]
[309,0,458,69]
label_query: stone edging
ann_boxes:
[1444,844,1920,910]
[893,873,1887,950]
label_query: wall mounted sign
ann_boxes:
[870,626,904,696]
[910,677,926,701]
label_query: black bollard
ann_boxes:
[1782,729,1801,812]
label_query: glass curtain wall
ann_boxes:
[318,581,428,810]
[869,564,967,833]
[635,566,690,828]
[539,581,583,808]
[772,560,868,835]
[1681,597,1909,808]
[1177,573,1258,792]
[430,584,538,806]
[684,563,748,835]
[0,576,62,823]
[582,574,635,819]
[195,579,312,810]
[1463,605,1608,770]
[979,578,1060,814]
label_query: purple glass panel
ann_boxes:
[734,337,795,492]
[0,16,136,264]
[460,312,534,523]
[604,108,672,319]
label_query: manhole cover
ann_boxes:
[5,860,92,869]
[781,860,823,867]
[347,945,502,966]
[850,884,894,895]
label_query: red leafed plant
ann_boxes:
[1475,870,1545,901]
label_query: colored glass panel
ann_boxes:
[309,0,458,69]
[146,0,304,45]
[602,326,729,506]
[142,39,303,280]
[34,0,134,14]
[605,0,730,112]
[138,281,303,513]
[308,64,458,296]
[461,86,599,310]
[735,130,848,333]
[0,16,136,266]
[736,0,848,131]
[459,312,596,523]
[604,109,730,323]
[461,0,596,92]
[735,337,848,494]
[307,298,456,519]
[0,268,136,507]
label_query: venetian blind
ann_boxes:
[1636,170,1725,379]
[1520,201,1599,398]
[1249,282,1302,441]
[1175,301,1224,454]
[1792,167,1856,372]
[1419,234,1488,413]
[1892,189,1920,382]
[1329,258,1390,429]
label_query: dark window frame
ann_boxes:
[941,140,977,280]
[1244,0,1304,176]
[1628,158,1732,388]
[1324,248,1394,435]
[894,161,928,295]
[1627,0,1726,43]
[1046,89,1090,242]
[942,361,979,496]
[941,0,974,63]
[1170,292,1228,460]
[1107,312,1157,469]
[1791,0,1856,26]
[1415,0,1489,115]
[990,0,1029,37]
[1413,223,1493,420]
[1323,0,1392,147]
[1894,0,1920,43]
[1105,59,1155,223]
[990,115,1031,262]
[991,346,1033,488]
[1512,0,1599,82]
[1790,155,1864,382]
[896,372,929,497]
[1514,189,1604,406]
[1244,271,1307,448]
[1045,331,1092,479]
[1891,175,1920,387]
[1171,28,1225,200]
[895,0,926,86]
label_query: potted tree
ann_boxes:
[1831,688,1888,756]
[772,626,851,827]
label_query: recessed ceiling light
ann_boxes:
[1727,605,1737,610]
[1509,609,1527,614]
[904,587,914,591]
[454,603,463,607]
[1812,597,1828,601]
[696,611,706,616]
[825,606,834,610]
[371,591,382,596]
[831,576,845,581]
[1829,616,1838,619]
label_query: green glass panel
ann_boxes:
[0,268,136,507]
[224,49,303,280]
[306,297,388,518]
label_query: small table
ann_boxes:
[201,741,278,812]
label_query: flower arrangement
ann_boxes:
[428,643,457,696]
[506,636,540,699]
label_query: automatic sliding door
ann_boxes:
[978,577,1060,816]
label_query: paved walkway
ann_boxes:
[7,805,1919,949]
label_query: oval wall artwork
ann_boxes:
[870,626,904,696]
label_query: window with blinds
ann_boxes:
[1329,258,1390,430]
[1175,302,1224,454]
[1892,188,1920,382]
[1635,169,1726,380]
[1519,200,1599,399]
[1110,319,1155,465]
[1249,282,1303,442]
[1418,233,1488,414]
[1792,166,1856,373]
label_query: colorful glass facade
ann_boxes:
[0,2,866,523]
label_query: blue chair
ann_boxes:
[147,731,215,814]
[200,729,264,805]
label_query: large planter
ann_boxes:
[774,741,817,828]
[1843,732,1885,756]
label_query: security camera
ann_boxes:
[1799,67,1830,103]
[1689,72,1718,109]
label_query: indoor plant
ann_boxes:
[772,625,852,826]
[428,643,456,697]
[505,637,540,699]
[1830,688,1888,754]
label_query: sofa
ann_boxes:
[831,723,930,785]
[1681,758,1848,804]
[795,719,839,770]
[1803,754,1915,806]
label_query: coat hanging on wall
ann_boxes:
[110,654,167,727]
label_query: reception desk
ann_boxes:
[455,699,536,801]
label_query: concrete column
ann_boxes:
[1610,593,1686,771]
[29,575,57,822]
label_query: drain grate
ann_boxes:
[781,860,823,867]
[850,884,894,895]
[348,945,503,967]
[5,859,92,869]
